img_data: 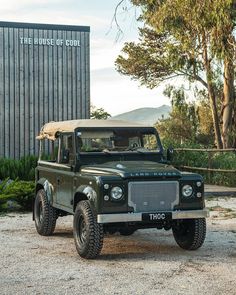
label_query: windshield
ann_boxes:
[76,129,161,153]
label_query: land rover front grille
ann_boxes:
[128,181,179,212]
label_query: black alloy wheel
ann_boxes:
[34,189,57,236]
[73,200,104,259]
[172,218,206,250]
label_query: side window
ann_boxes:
[40,139,59,162]
[58,134,74,164]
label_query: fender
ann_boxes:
[36,178,54,204]
[75,185,97,202]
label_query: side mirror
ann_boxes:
[166,146,174,162]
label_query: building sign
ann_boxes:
[19,37,80,47]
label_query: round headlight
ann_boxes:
[111,186,123,200]
[182,185,193,197]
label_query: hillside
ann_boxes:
[111,105,171,125]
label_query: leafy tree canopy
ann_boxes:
[90,106,111,120]
[156,85,214,146]
[115,0,236,148]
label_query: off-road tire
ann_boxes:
[119,229,136,236]
[73,200,104,259]
[172,218,206,250]
[34,189,57,236]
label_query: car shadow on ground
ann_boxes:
[99,240,216,261]
[100,234,190,260]
[53,229,73,238]
[102,229,215,260]
[51,228,187,259]
[46,227,233,261]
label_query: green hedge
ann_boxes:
[172,148,236,186]
[0,155,37,181]
[0,179,35,211]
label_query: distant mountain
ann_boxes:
[111,105,171,125]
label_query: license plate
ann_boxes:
[142,212,172,221]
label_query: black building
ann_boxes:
[0,21,90,159]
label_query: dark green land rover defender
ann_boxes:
[33,119,208,259]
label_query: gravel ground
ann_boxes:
[0,198,236,295]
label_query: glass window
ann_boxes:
[76,129,160,153]
[59,134,74,164]
[142,134,158,150]
[40,139,59,162]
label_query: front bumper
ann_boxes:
[97,208,209,223]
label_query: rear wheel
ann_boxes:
[34,189,57,236]
[73,200,103,259]
[172,218,206,250]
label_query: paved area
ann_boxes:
[0,198,236,295]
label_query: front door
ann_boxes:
[54,133,76,210]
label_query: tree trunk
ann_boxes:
[202,33,223,149]
[222,57,235,148]
[207,83,223,149]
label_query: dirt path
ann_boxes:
[0,198,236,295]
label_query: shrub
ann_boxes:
[0,179,35,211]
[0,155,37,181]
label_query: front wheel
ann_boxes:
[34,189,57,236]
[73,201,104,259]
[172,218,206,250]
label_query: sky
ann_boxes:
[0,0,171,116]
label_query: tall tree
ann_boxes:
[115,0,236,148]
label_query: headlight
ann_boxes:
[182,185,193,197]
[110,186,123,200]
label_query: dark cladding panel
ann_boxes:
[76,32,82,119]
[71,30,77,120]
[80,32,86,119]
[0,21,90,158]
[85,31,90,119]
[14,27,20,159]
[57,30,63,122]
[0,27,4,158]
[33,28,40,155]
[52,30,58,122]
[19,27,25,158]
[4,27,10,158]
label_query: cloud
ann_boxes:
[91,67,170,116]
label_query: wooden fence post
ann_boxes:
[208,152,213,183]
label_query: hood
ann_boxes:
[80,161,181,179]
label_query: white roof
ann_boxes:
[36,119,150,140]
